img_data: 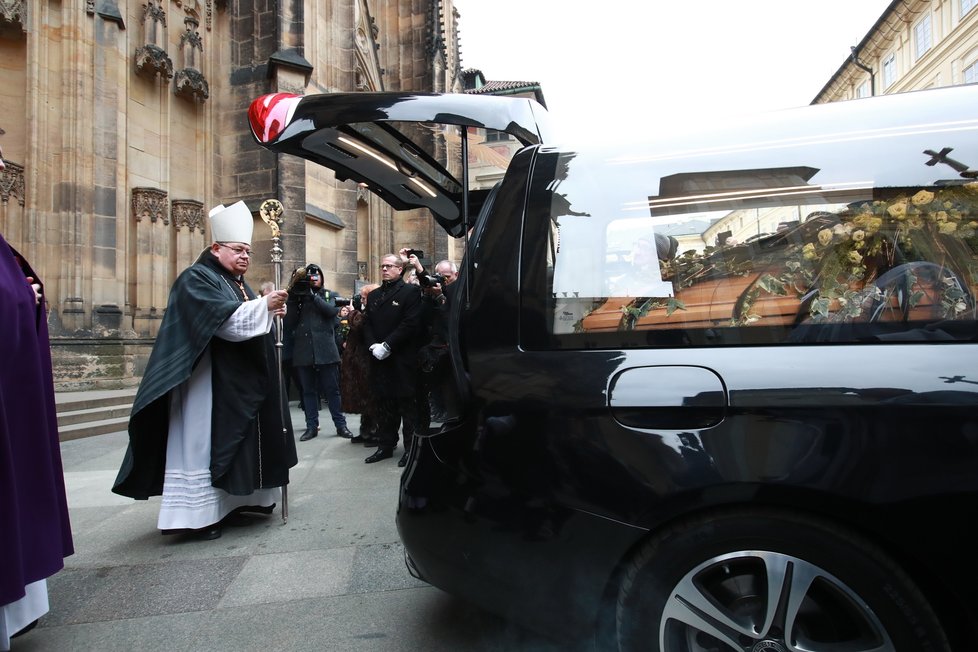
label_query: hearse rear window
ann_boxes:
[532,127,978,349]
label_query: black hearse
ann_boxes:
[251,85,978,652]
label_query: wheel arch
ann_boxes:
[592,494,974,650]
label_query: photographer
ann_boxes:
[398,251,458,465]
[283,264,353,441]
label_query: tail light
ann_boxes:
[248,93,301,143]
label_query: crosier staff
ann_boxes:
[260,198,289,523]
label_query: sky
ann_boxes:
[451,1,894,141]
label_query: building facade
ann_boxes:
[814,0,978,102]
[0,0,464,389]
[690,0,978,253]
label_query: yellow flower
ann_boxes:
[934,211,949,222]
[802,243,818,260]
[852,230,865,242]
[911,190,934,205]
[818,229,833,246]
[887,200,908,219]
[848,250,863,264]
[938,221,958,234]
[866,217,883,234]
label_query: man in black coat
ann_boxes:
[363,254,423,463]
[283,263,353,441]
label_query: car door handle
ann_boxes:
[609,366,726,430]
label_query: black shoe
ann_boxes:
[194,525,222,540]
[234,503,276,516]
[336,425,354,438]
[397,451,409,467]
[365,447,394,463]
[299,427,318,441]
[350,435,363,443]
[10,619,39,639]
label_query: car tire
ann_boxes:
[615,508,950,652]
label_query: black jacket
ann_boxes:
[364,279,423,397]
[284,285,341,366]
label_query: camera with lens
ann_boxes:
[334,297,351,307]
[418,272,446,288]
[288,267,311,295]
[405,249,424,260]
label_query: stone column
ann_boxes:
[131,188,169,337]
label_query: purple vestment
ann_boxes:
[0,233,73,607]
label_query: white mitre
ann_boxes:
[209,200,253,245]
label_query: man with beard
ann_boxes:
[113,201,297,540]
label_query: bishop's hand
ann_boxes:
[265,289,288,316]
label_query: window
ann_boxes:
[964,0,977,18]
[882,54,897,89]
[856,81,871,99]
[485,129,512,143]
[965,60,978,84]
[530,125,978,350]
[914,15,933,61]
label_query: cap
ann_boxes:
[209,201,253,245]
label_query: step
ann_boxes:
[55,388,137,412]
[58,416,130,441]
[55,388,136,442]
[57,404,133,427]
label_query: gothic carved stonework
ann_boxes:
[171,199,204,233]
[0,0,27,32]
[135,1,174,80]
[135,44,174,79]
[175,68,209,100]
[131,187,169,224]
[174,15,208,101]
[356,184,370,203]
[0,160,25,206]
[425,0,447,62]
[353,0,382,91]
[174,0,213,31]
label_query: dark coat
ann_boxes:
[340,310,372,413]
[284,286,341,367]
[364,279,423,397]
[1,235,74,605]
[113,251,297,499]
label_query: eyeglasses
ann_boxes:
[218,243,252,257]
[380,263,400,269]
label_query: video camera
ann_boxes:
[418,272,446,288]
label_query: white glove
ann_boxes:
[370,342,391,360]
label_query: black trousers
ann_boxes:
[374,395,417,449]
